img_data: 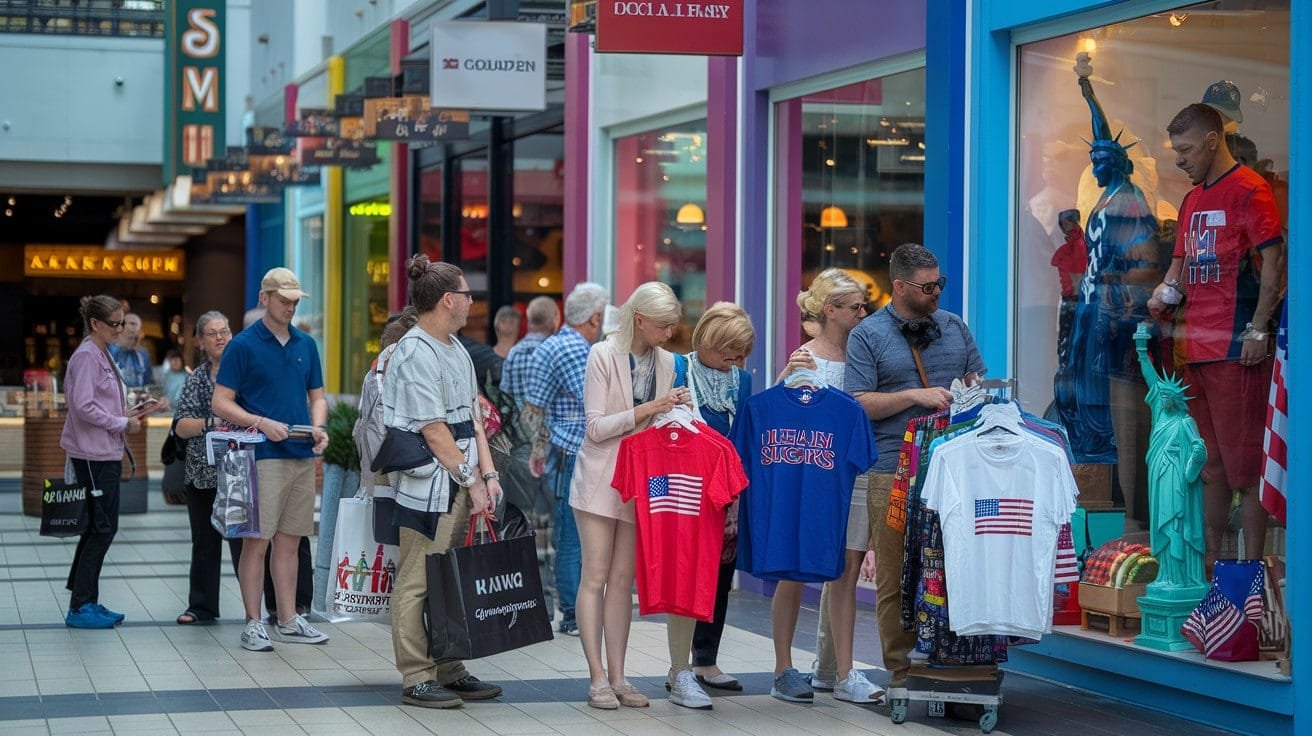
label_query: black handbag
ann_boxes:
[39,478,90,538]
[372,426,435,474]
[160,416,187,465]
[425,514,553,661]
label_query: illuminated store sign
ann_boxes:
[24,245,186,281]
[164,2,226,183]
[596,0,742,55]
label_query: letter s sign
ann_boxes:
[182,9,220,58]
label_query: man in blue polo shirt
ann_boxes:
[213,267,331,652]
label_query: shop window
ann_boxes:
[295,214,325,366]
[418,164,443,262]
[454,154,491,343]
[512,129,565,303]
[778,68,926,343]
[343,199,390,382]
[613,120,708,346]
[1015,1,1289,559]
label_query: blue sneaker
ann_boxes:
[93,603,125,624]
[66,604,116,629]
[771,667,815,703]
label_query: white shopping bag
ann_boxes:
[328,495,399,621]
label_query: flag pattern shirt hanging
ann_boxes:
[614,422,746,621]
[648,474,703,516]
[974,498,1035,536]
[1260,306,1288,523]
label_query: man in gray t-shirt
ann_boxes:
[843,243,984,691]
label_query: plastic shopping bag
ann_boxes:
[210,444,261,539]
[328,495,399,620]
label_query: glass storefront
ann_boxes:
[342,199,390,382]
[295,213,326,352]
[613,120,709,345]
[1015,1,1290,542]
[777,68,926,338]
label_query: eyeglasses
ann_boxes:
[839,301,867,313]
[899,276,948,295]
[448,290,474,302]
[96,318,125,330]
[202,328,232,339]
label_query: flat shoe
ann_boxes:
[611,681,650,708]
[176,610,216,626]
[588,684,619,710]
[696,673,742,691]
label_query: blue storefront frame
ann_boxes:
[925,1,1309,733]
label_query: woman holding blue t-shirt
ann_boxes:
[685,303,756,692]
[771,268,884,705]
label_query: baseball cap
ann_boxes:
[261,267,309,301]
[1201,80,1243,123]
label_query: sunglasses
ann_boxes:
[96,318,125,330]
[900,276,948,295]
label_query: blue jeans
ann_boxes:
[549,451,580,625]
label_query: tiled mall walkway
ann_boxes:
[0,480,1233,735]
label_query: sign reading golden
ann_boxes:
[24,245,186,281]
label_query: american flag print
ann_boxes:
[1183,587,1246,658]
[1054,522,1079,583]
[1260,307,1288,523]
[974,498,1034,536]
[648,474,703,517]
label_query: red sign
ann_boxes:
[596,1,743,56]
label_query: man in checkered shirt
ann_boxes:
[522,282,610,636]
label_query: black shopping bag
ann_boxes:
[39,478,89,538]
[426,515,553,661]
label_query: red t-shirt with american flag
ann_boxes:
[613,423,746,622]
[1174,164,1283,364]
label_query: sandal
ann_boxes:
[176,610,215,626]
[588,684,619,710]
[611,681,650,708]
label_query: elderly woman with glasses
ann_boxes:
[173,311,239,625]
[61,295,147,629]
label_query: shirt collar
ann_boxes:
[252,318,300,345]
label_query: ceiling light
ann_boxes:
[4,209,11,217]
[675,202,705,226]
[6,196,14,206]
[819,206,848,228]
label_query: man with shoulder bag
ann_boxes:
[383,255,504,709]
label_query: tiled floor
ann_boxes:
[0,480,1235,735]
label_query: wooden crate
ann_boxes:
[1079,582,1146,617]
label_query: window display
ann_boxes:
[1015,2,1290,545]
[778,69,926,327]
[613,121,708,345]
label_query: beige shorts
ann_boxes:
[255,458,317,539]
[845,472,871,551]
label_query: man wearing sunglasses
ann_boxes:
[843,243,985,696]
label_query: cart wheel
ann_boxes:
[890,699,908,724]
[979,705,998,733]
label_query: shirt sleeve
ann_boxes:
[388,345,450,430]
[921,449,957,523]
[848,403,877,475]
[958,318,987,377]
[305,338,324,391]
[1173,193,1191,259]
[718,442,749,503]
[176,371,206,420]
[843,325,880,394]
[612,435,634,499]
[525,343,554,408]
[214,339,246,391]
[1245,179,1284,250]
[65,351,129,433]
[564,343,587,400]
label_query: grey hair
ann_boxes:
[564,282,610,326]
[242,307,265,329]
[195,310,229,337]
[889,243,939,281]
[525,295,560,331]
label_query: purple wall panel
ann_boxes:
[751,0,926,91]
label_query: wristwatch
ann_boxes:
[482,471,500,481]
[1240,322,1268,342]
[454,461,476,487]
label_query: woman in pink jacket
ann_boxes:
[60,295,146,629]
[572,282,690,710]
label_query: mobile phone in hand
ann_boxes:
[131,398,159,414]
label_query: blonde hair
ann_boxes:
[691,302,755,356]
[609,281,682,352]
[796,268,865,325]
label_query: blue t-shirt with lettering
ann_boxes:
[731,384,876,582]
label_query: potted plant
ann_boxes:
[314,400,360,614]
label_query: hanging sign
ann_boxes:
[164,2,227,183]
[430,21,546,111]
[596,0,743,56]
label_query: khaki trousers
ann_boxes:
[868,471,915,687]
[392,488,472,689]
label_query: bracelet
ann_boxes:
[252,417,264,431]
[1240,323,1268,342]
[482,471,500,481]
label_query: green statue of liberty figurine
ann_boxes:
[1133,322,1209,650]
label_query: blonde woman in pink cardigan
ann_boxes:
[571,281,696,710]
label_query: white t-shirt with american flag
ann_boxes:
[923,429,1079,640]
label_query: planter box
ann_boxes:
[1079,582,1146,618]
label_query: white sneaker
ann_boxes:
[274,614,329,645]
[241,619,273,652]
[833,669,884,704]
[668,667,713,710]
